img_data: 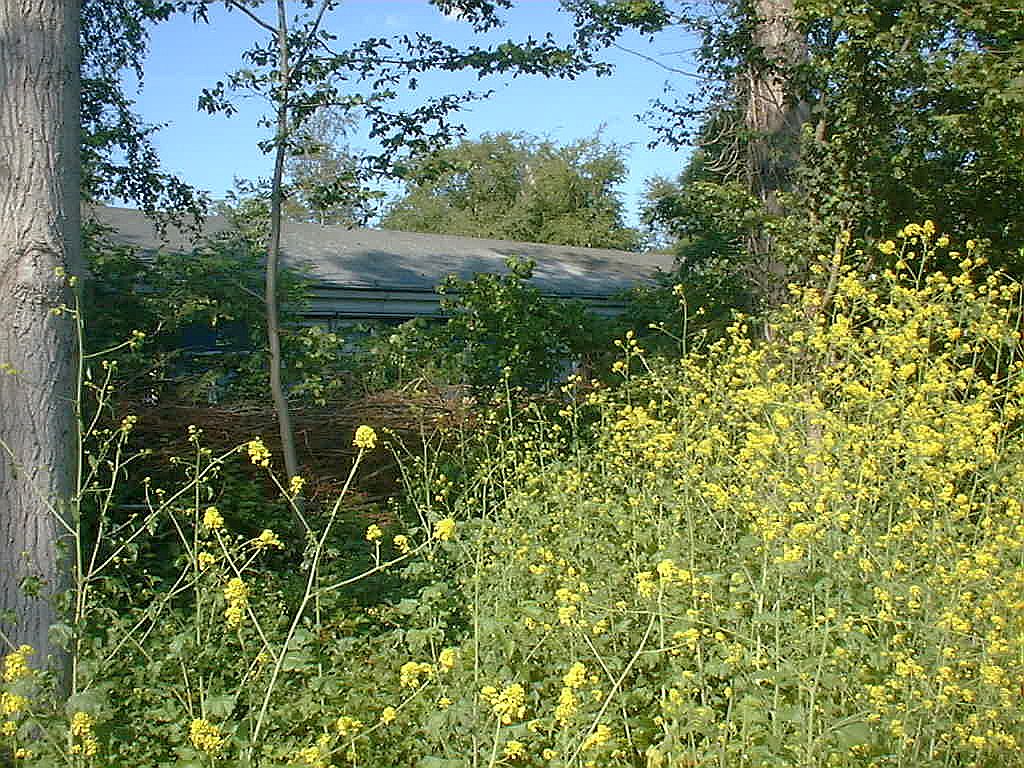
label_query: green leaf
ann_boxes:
[205,694,236,717]
[835,721,873,749]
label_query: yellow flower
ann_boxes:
[295,743,326,767]
[878,240,897,256]
[562,662,586,689]
[656,559,681,581]
[438,648,458,672]
[380,706,397,724]
[223,577,249,628]
[399,661,433,688]
[1,692,27,716]
[289,475,305,496]
[189,717,224,755]
[247,437,272,467]
[488,683,526,724]
[365,524,383,542]
[393,534,411,554]
[354,425,377,450]
[636,570,656,598]
[197,551,216,570]
[254,529,284,550]
[335,715,364,737]
[70,712,100,757]
[581,723,613,751]
[2,645,33,682]
[503,740,526,760]
[433,518,456,541]
[203,506,224,531]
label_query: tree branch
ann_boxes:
[612,42,708,80]
[224,0,280,38]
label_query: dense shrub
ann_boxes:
[346,224,1024,767]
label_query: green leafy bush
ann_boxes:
[435,256,611,391]
[82,219,353,406]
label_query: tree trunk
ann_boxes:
[267,0,301,498]
[0,0,81,669]
[744,0,809,307]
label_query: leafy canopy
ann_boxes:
[382,132,641,250]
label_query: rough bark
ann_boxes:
[0,0,80,666]
[744,0,809,307]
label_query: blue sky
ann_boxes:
[131,0,700,227]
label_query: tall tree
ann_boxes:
[382,132,640,250]
[569,0,1024,307]
[0,0,80,665]
[566,0,813,302]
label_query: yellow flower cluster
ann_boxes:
[203,506,224,531]
[365,524,383,542]
[223,577,249,629]
[247,437,272,467]
[554,662,588,726]
[433,518,456,541]
[503,739,526,759]
[294,734,332,767]
[438,648,458,672]
[197,551,216,570]
[399,661,433,688]
[189,717,223,755]
[1,692,28,717]
[69,711,99,757]
[335,715,363,737]
[481,683,526,724]
[253,528,283,550]
[2,645,33,683]
[353,425,377,450]
[580,723,613,752]
[563,662,586,689]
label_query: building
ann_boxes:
[91,206,672,328]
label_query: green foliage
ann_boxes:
[572,0,1024,307]
[196,1,600,198]
[344,320,458,393]
[793,0,1024,258]
[643,175,763,311]
[81,211,349,406]
[283,109,369,227]
[81,0,205,217]
[382,132,641,250]
[339,259,619,394]
[435,257,611,390]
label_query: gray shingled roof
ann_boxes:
[90,206,671,300]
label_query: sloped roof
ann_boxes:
[90,206,671,299]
